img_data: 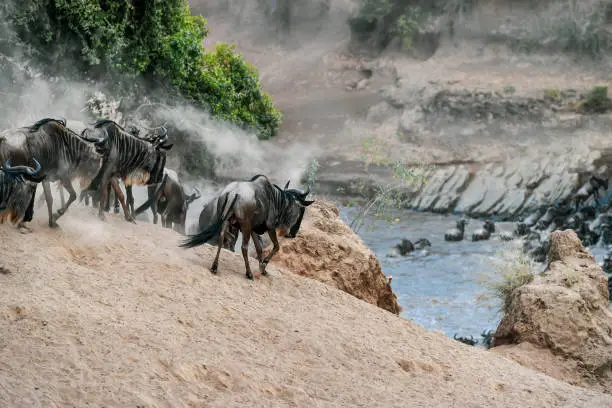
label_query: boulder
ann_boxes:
[266,200,402,315]
[492,230,612,392]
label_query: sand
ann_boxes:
[0,206,611,407]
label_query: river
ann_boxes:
[337,206,611,343]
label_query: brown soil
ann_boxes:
[267,200,401,314]
[493,230,612,393]
[0,208,611,407]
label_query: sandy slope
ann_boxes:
[0,207,611,407]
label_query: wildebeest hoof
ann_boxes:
[114,207,120,214]
[57,208,65,216]
[210,263,218,274]
[18,225,32,234]
[246,273,254,280]
[49,221,59,228]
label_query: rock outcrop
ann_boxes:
[266,200,402,315]
[492,230,612,392]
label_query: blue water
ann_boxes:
[338,206,611,340]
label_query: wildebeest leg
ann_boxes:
[240,223,254,280]
[147,185,159,224]
[113,195,120,214]
[125,185,134,217]
[251,231,264,266]
[103,184,112,213]
[110,178,135,223]
[18,189,36,233]
[42,181,58,228]
[211,220,229,275]
[260,229,280,276]
[58,183,66,208]
[53,178,77,221]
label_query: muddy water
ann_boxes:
[338,207,611,342]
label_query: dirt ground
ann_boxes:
[0,207,611,407]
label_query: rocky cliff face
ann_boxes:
[266,200,402,315]
[492,230,612,393]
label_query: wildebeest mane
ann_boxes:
[24,118,67,133]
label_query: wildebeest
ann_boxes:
[0,159,45,229]
[180,174,314,280]
[444,219,467,242]
[453,334,478,346]
[574,175,609,211]
[133,168,200,234]
[395,238,414,256]
[471,219,495,242]
[4,118,101,227]
[414,238,431,249]
[79,119,173,222]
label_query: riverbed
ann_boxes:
[338,206,611,342]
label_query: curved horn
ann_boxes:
[301,185,311,197]
[28,158,42,175]
[284,179,290,189]
[193,187,201,199]
[3,159,40,175]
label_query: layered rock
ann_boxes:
[266,200,402,315]
[492,230,612,392]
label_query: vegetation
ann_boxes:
[477,248,541,314]
[352,0,611,59]
[1,0,281,140]
[341,135,432,233]
[577,85,612,114]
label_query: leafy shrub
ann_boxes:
[481,248,540,314]
[577,85,612,114]
[2,0,281,140]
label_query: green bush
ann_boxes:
[578,85,612,114]
[2,0,281,140]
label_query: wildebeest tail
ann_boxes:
[180,192,238,249]
[134,173,168,215]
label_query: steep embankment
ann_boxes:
[193,0,612,218]
[267,200,401,314]
[1,208,611,407]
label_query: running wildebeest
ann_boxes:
[574,175,609,211]
[0,159,45,229]
[180,174,314,280]
[133,168,201,234]
[80,121,166,216]
[79,119,173,222]
[5,118,101,228]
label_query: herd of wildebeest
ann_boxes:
[390,172,612,302]
[0,117,314,280]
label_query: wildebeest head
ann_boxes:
[279,184,314,238]
[0,158,45,224]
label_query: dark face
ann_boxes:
[285,206,306,238]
